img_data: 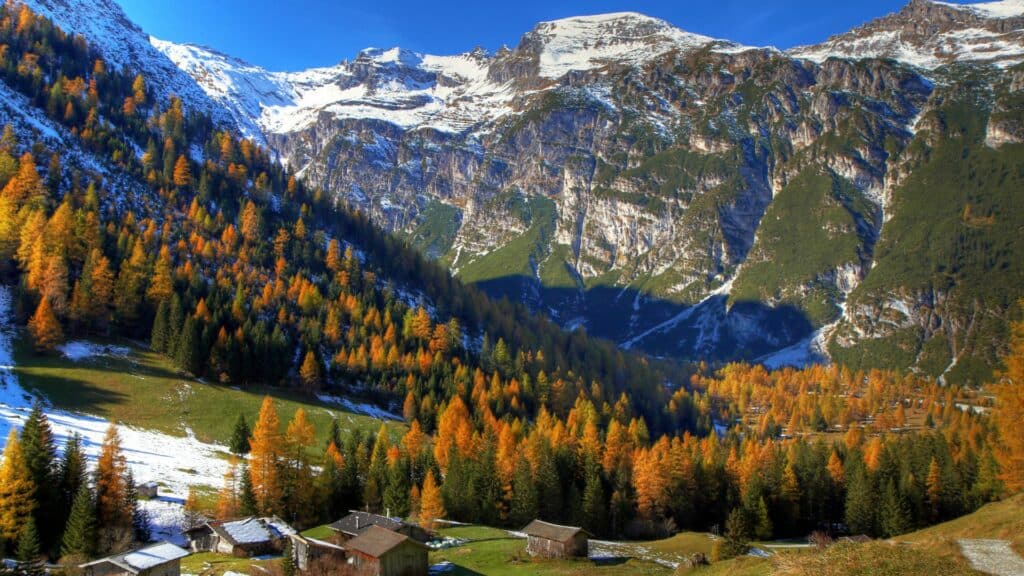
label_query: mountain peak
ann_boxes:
[356,47,425,68]
[790,0,1024,69]
[516,11,722,79]
[929,0,1024,19]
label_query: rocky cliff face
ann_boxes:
[46,0,1024,383]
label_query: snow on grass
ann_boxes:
[0,285,229,545]
[316,394,403,422]
[57,340,132,362]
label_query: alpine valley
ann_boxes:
[31,0,1024,384]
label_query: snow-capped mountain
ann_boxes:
[790,0,1024,69]
[21,0,1024,383]
[150,13,753,145]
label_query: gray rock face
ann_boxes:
[71,1,1024,381]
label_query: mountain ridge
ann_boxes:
[20,0,1024,383]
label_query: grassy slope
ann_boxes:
[180,552,278,575]
[897,493,1024,553]
[429,525,670,576]
[411,200,462,260]
[832,90,1024,384]
[12,333,404,446]
[730,169,869,327]
[457,196,557,287]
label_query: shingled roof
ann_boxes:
[344,525,427,559]
[328,511,404,536]
[521,520,591,543]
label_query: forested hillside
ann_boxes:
[0,3,1020,573]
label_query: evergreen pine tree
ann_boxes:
[229,414,251,455]
[15,519,45,576]
[150,298,170,352]
[722,508,751,558]
[534,444,562,522]
[58,433,88,510]
[166,294,184,353]
[20,403,57,546]
[174,316,202,375]
[61,484,97,559]
[751,496,773,541]
[844,459,876,536]
[472,441,502,527]
[384,458,411,518]
[239,464,258,517]
[581,465,607,535]
[509,456,538,528]
[878,480,910,538]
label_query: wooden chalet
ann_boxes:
[288,533,346,572]
[328,510,430,543]
[184,516,295,557]
[521,520,591,558]
[343,525,429,576]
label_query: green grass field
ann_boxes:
[428,525,671,576]
[11,333,405,447]
[180,551,278,575]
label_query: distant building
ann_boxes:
[288,534,346,572]
[184,516,295,557]
[343,525,429,576]
[522,520,591,558]
[138,481,159,499]
[328,511,430,543]
[80,541,189,576]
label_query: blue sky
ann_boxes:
[116,0,977,71]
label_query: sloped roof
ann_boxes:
[344,525,427,559]
[81,541,189,573]
[211,516,296,546]
[328,511,404,535]
[290,533,346,551]
[521,520,590,542]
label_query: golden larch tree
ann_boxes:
[419,470,445,530]
[249,396,283,515]
[0,429,36,542]
[172,155,192,188]
[995,312,1024,492]
[94,425,131,535]
[28,296,62,352]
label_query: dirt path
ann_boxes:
[958,539,1024,576]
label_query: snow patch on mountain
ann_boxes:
[791,0,1024,70]
[152,12,752,142]
[526,12,720,79]
[935,0,1024,19]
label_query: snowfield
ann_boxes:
[0,286,229,544]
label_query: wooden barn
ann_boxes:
[522,520,591,558]
[328,510,431,543]
[288,533,346,572]
[80,541,190,576]
[184,516,295,557]
[343,525,429,576]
